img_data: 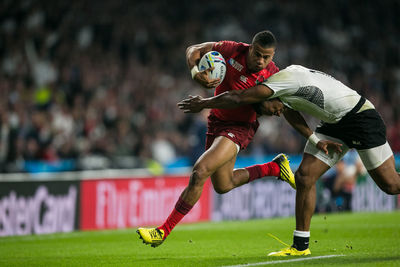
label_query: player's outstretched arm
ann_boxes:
[177,84,274,113]
[177,95,206,113]
[186,42,220,88]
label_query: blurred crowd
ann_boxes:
[0,0,399,172]
[316,150,367,212]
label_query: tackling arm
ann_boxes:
[177,84,275,113]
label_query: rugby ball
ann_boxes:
[198,51,226,85]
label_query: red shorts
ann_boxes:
[205,114,259,151]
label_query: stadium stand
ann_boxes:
[0,0,399,173]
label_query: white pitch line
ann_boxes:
[222,254,345,267]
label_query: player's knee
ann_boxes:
[188,164,212,188]
[188,171,205,190]
[193,163,213,178]
[295,169,313,189]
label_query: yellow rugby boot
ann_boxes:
[273,153,296,189]
[137,227,165,248]
[268,246,311,256]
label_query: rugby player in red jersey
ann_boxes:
[137,31,295,247]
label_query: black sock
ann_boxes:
[292,235,309,251]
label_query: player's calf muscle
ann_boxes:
[378,181,400,195]
[212,183,232,194]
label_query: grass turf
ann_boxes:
[1,212,400,266]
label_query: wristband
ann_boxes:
[190,65,199,79]
[308,133,320,146]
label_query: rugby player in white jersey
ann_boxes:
[178,65,400,256]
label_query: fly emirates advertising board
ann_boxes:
[80,176,212,230]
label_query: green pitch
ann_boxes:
[1,212,400,266]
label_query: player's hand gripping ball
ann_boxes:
[198,51,226,86]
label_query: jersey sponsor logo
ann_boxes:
[294,86,324,109]
[239,75,248,83]
[352,140,361,145]
[228,58,244,72]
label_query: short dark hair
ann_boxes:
[252,31,277,48]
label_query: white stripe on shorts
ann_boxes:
[304,133,393,170]
[358,142,393,170]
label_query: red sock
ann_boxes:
[245,162,280,182]
[159,196,193,238]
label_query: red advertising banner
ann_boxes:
[80,176,211,230]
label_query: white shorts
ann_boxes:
[304,133,393,170]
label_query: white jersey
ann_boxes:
[263,65,363,123]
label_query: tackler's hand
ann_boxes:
[317,140,343,155]
[177,95,205,113]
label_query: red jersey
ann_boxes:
[211,41,279,122]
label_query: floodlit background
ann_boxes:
[0,0,399,173]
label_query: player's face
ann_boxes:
[247,43,275,72]
[258,99,285,117]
